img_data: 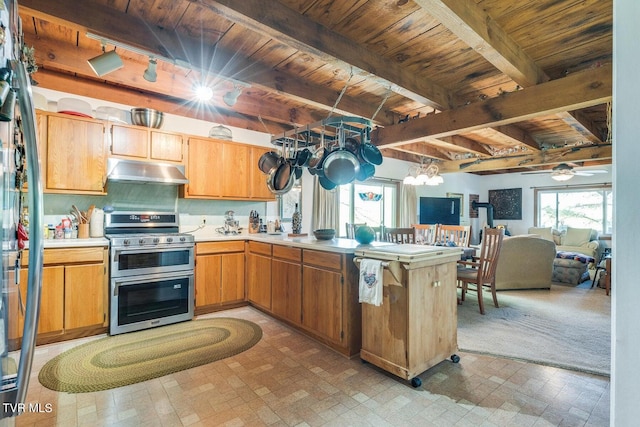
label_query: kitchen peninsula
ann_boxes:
[18,232,461,362]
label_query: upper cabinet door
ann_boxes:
[46,114,106,194]
[110,124,148,159]
[150,131,183,163]
[221,142,250,198]
[185,137,224,197]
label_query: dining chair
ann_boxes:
[345,222,366,238]
[456,227,504,314]
[412,223,439,245]
[436,225,471,247]
[384,227,415,243]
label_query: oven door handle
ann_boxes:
[112,246,193,258]
[112,271,194,296]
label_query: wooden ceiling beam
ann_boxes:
[389,143,451,161]
[371,64,612,147]
[491,125,541,151]
[26,35,326,128]
[413,0,549,87]
[33,69,290,134]
[430,135,493,156]
[556,111,604,143]
[379,149,422,164]
[19,0,396,127]
[194,0,454,109]
[438,144,612,174]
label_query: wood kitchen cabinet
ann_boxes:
[110,124,184,163]
[17,266,64,338]
[13,246,108,348]
[183,137,275,200]
[252,244,361,357]
[41,112,107,194]
[246,241,272,310]
[195,241,245,314]
[271,245,302,324]
[302,250,344,344]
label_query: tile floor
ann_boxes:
[15,307,610,426]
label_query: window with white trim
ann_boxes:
[534,184,612,234]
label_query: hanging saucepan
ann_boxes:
[294,132,313,167]
[322,128,360,185]
[267,140,294,192]
[307,128,328,173]
[359,129,383,165]
[266,169,295,194]
[344,137,360,155]
[258,150,281,174]
[318,174,337,191]
[356,162,376,181]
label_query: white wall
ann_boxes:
[612,1,640,424]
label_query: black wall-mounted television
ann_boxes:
[419,197,460,225]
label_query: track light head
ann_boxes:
[143,58,157,82]
[223,86,242,107]
[87,45,123,77]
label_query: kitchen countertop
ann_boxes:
[182,226,394,254]
[24,237,110,249]
[29,229,395,254]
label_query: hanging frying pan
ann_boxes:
[322,128,360,185]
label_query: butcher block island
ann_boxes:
[354,244,462,387]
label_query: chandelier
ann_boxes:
[403,162,443,186]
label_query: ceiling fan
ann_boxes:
[522,163,608,181]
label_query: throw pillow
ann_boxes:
[564,227,593,246]
[528,227,554,242]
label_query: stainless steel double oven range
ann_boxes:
[105,212,195,335]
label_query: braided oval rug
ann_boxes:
[39,318,262,393]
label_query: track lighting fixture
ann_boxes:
[143,57,157,82]
[223,85,243,107]
[87,43,124,77]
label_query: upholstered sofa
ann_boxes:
[528,226,602,263]
[495,235,557,290]
[528,226,602,285]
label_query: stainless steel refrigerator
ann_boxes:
[0,0,44,424]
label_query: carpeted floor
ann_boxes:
[457,282,611,376]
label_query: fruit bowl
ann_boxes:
[313,229,336,240]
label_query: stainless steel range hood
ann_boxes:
[107,158,189,185]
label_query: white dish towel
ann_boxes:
[359,258,383,306]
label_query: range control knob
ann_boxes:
[123,239,130,246]
[179,236,186,242]
[167,237,173,243]
[139,238,146,245]
[153,237,160,244]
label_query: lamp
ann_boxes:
[143,57,157,82]
[223,85,243,107]
[404,161,443,186]
[87,44,124,77]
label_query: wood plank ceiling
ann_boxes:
[18,0,612,175]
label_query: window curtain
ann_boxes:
[399,183,418,227]
[312,176,340,231]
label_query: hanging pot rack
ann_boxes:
[270,116,373,147]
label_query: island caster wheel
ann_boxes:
[410,377,422,388]
[451,354,460,363]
